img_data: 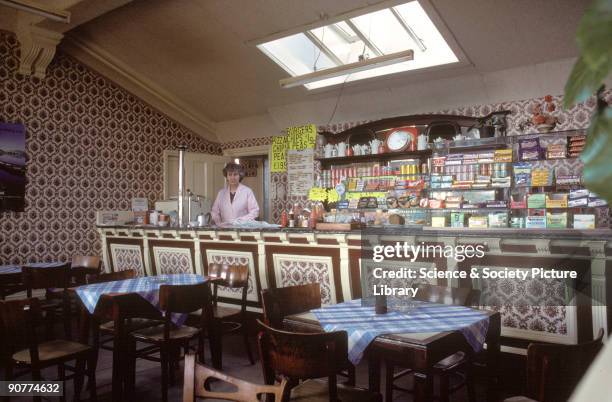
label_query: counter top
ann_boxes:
[96,224,612,240]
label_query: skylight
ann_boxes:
[257,1,458,90]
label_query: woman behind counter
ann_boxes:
[211,162,260,225]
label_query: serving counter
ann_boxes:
[97,225,612,349]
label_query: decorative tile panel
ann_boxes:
[110,244,145,277]
[206,250,257,302]
[153,246,193,274]
[474,266,574,339]
[272,253,336,305]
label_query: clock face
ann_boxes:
[386,127,417,152]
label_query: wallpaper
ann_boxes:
[0,32,221,265]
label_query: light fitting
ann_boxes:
[279,49,414,89]
[0,0,70,23]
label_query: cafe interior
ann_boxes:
[0,0,610,401]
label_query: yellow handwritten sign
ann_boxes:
[308,187,328,201]
[327,189,340,203]
[287,124,316,150]
[271,135,287,172]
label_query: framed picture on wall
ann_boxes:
[0,122,26,212]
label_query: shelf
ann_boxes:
[429,187,509,192]
[317,149,432,166]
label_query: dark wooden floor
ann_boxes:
[2,331,507,402]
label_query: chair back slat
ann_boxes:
[526,328,604,402]
[183,353,287,402]
[208,263,249,289]
[261,283,321,328]
[413,284,478,307]
[22,263,71,292]
[159,282,213,314]
[71,255,102,271]
[0,298,41,359]
[86,269,136,284]
[257,319,347,380]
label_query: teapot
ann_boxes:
[324,143,334,158]
[370,138,382,154]
[197,212,211,226]
[352,144,361,155]
[361,144,370,155]
[453,134,465,141]
[417,133,429,150]
[337,141,347,157]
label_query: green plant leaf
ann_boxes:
[564,57,609,108]
[576,0,612,71]
[580,106,612,203]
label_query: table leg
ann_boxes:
[486,338,501,402]
[413,369,433,402]
[368,355,381,393]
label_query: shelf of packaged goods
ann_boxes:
[429,186,510,191]
[316,149,432,166]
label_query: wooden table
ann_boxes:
[283,309,501,402]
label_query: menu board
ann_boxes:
[287,149,314,197]
[271,135,287,172]
[287,124,316,150]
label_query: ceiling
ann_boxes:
[53,1,590,130]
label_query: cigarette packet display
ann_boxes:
[431,216,447,228]
[556,175,581,186]
[494,149,513,162]
[546,212,567,229]
[468,216,488,228]
[573,214,595,229]
[545,193,568,209]
[450,212,465,227]
[488,212,508,228]
[568,197,588,207]
[569,189,589,199]
[588,197,608,207]
[527,193,546,208]
[526,216,546,228]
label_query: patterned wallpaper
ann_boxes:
[0,32,221,265]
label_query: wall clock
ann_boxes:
[385,126,418,152]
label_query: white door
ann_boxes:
[163,151,228,203]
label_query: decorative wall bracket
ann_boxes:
[15,24,63,78]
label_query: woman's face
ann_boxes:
[226,170,241,186]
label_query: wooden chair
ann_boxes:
[206,262,254,366]
[257,319,381,402]
[71,256,102,285]
[385,284,481,402]
[22,262,72,339]
[0,298,96,402]
[261,282,322,328]
[182,353,287,402]
[127,282,216,402]
[504,329,604,402]
[260,283,356,386]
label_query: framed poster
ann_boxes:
[0,123,26,212]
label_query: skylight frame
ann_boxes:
[252,0,468,90]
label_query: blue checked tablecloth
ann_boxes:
[76,274,207,324]
[312,299,490,365]
[0,261,66,275]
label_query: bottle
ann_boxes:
[288,205,295,228]
[280,210,288,227]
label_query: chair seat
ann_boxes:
[433,351,468,372]
[131,324,201,342]
[213,305,241,319]
[290,379,382,402]
[99,318,161,333]
[13,339,91,363]
[503,397,538,402]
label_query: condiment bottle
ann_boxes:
[280,210,288,227]
[288,206,295,228]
